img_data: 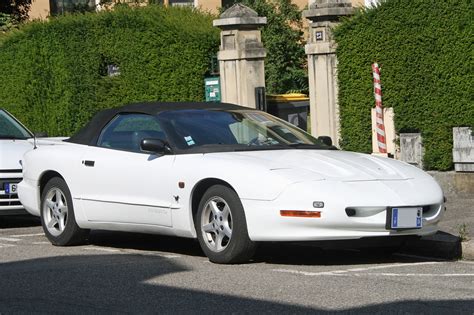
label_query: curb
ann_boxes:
[462,240,474,260]
[401,231,462,260]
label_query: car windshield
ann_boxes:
[0,109,32,140]
[158,109,330,152]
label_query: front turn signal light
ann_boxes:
[280,210,321,218]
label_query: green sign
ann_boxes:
[204,77,221,102]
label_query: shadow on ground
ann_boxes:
[0,215,445,266]
[0,215,40,229]
[88,230,439,266]
[0,254,472,313]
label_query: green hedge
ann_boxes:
[334,0,473,170]
[0,6,219,136]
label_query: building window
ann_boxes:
[49,0,95,15]
[169,0,194,7]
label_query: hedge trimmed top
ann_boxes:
[334,0,473,170]
[0,6,219,136]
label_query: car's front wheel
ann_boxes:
[196,185,256,264]
[41,177,89,246]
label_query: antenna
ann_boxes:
[33,133,37,149]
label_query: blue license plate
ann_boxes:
[389,207,422,229]
[5,183,18,194]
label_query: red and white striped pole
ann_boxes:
[372,63,387,153]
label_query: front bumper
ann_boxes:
[17,178,41,216]
[243,178,444,242]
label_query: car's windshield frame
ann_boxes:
[0,109,34,140]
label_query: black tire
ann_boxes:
[40,177,89,246]
[195,185,256,264]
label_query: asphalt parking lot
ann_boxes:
[0,215,473,314]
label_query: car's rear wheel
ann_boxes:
[41,177,89,246]
[196,185,256,264]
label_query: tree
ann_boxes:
[0,0,32,33]
[0,12,15,33]
[230,0,307,94]
[0,0,32,23]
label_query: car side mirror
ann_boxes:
[318,136,333,147]
[34,131,48,138]
[141,138,173,155]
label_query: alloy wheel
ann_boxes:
[43,188,68,237]
[200,196,233,252]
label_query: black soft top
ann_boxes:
[66,101,248,145]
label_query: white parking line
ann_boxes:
[136,253,180,259]
[274,269,474,277]
[159,254,180,259]
[32,241,50,245]
[83,246,181,259]
[344,261,442,272]
[8,233,44,238]
[351,273,474,277]
[83,247,121,253]
[0,237,22,242]
[274,261,443,277]
[0,243,16,248]
[273,269,339,276]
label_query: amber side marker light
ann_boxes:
[280,210,321,218]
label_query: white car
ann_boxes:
[0,108,37,215]
[18,102,444,263]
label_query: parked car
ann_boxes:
[18,102,444,263]
[0,109,37,215]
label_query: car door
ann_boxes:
[77,113,176,227]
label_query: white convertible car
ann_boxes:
[18,102,444,263]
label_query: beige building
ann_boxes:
[197,0,367,13]
[29,0,50,20]
[28,0,368,20]
[29,0,96,19]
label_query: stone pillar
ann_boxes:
[213,4,267,108]
[453,127,474,172]
[303,0,353,146]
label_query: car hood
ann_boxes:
[0,139,33,170]
[206,149,422,182]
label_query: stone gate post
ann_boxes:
[303,0,353,145]
[213,4,267,108]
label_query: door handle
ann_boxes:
[83,160,95,167]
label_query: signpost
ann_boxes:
[204,77,221,102]
[372,63,387,154]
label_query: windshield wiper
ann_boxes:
[233,144,291,151]
[287,143,337,150]
[186,143,292,152]
[0,136,28,140]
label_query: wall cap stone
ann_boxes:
[213,17,267,28]
[214,4,267,28]
[220,3,258,18]
[303,7,353,21]
[310,0,353,9]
